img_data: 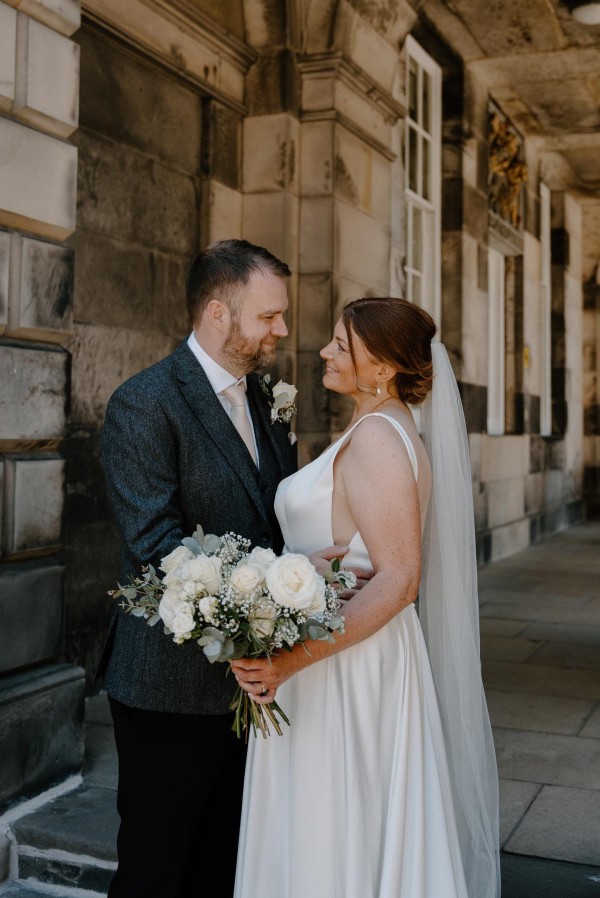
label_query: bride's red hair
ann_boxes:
[342,297,437,405]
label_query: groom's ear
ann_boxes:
[206,298,231,333]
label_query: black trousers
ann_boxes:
[108,697,247,898]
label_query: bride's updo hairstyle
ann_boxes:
[342,297,437,405]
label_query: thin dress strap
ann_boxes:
[331,412,418,481]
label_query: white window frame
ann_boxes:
[539,183,552,436]
[488,247,505,435]
[404,36,442,326]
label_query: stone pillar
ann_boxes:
[0,0,84,810]
[294,1,407,461]
[582,200,600,516]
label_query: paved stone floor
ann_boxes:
[479,521,600,879]
[1,521,599,896]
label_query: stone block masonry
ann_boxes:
[0,0,83,816]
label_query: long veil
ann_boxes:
[419,341,501,898]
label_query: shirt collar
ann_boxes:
[187,332,246,395]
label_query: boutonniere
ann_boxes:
[259,374,298,424]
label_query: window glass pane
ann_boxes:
[412,205,423,272]
[409,58,418,121]
[422,70,431,134]
[408,126,418,193]
[422,136,431,202]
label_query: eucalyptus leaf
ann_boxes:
[331,558,341,574]
[131,606,146,617]
[220,638,236,661]
[181,536,203,556]
[202,533,222,553]
[122,588,138,601]
[192,524,205,544]
[148,614,161,627]
[307,624,328,640]
[198,627,224,643]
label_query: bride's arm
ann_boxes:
[232,416,421,700]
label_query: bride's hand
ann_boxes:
[231,652,305,704]
[309,545,374,599]
[309,545,349,577]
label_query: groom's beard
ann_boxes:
[222,320,278,374]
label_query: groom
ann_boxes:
[100,240,299,898]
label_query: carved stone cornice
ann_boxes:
[82,0,257,112]
[297,52,404,160]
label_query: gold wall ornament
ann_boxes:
[488,104,528,232]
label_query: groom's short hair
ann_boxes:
[186,239,291,324]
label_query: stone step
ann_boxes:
[0,882,105,898]
[9,784,117,896]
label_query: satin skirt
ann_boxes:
[233,605,468,898]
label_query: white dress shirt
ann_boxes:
[187,333,259,465]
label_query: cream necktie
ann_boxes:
[221,382,257,466]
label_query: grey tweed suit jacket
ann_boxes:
[100,340,297,715]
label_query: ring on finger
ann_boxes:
[259,683,268,695]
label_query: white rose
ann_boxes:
[171,604,196,641]
[249,601,277,639]
[198,596,219,624]
[180,555,223,594]
[230,562,266,597]
[159,545,194,575]
[272,381,298,408]
[247,546,277,571]
[181,579,199,598]
[265,554,326,613]
[158,589,185,631]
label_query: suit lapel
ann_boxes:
[246,374,295,479]
[172,343,266,517]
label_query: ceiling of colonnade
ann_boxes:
[419,0,600,190]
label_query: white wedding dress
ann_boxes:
[234,413,468,898]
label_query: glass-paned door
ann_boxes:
[405,37,441,324]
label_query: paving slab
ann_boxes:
[479,618,530,638]
[480,636,541,663]
[519,620,600,647]
[505,785,600,866]
[528,642,600,671]
[481,603,600,626]
[498,779,541,845]
[579,704,600,738]
[487,689,596,736]
[483,659,600,700]
[501,853,600,898]
[493,728,600,789]
[479,589,593,609]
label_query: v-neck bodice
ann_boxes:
[274,413,418,572]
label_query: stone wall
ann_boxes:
[0,0,84,809]
[65,21,202,677]
[582,200,600,515]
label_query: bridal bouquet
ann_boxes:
[110,526,352,739]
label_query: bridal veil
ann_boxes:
[419,341,501,898]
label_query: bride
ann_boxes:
[231,297,500,898]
